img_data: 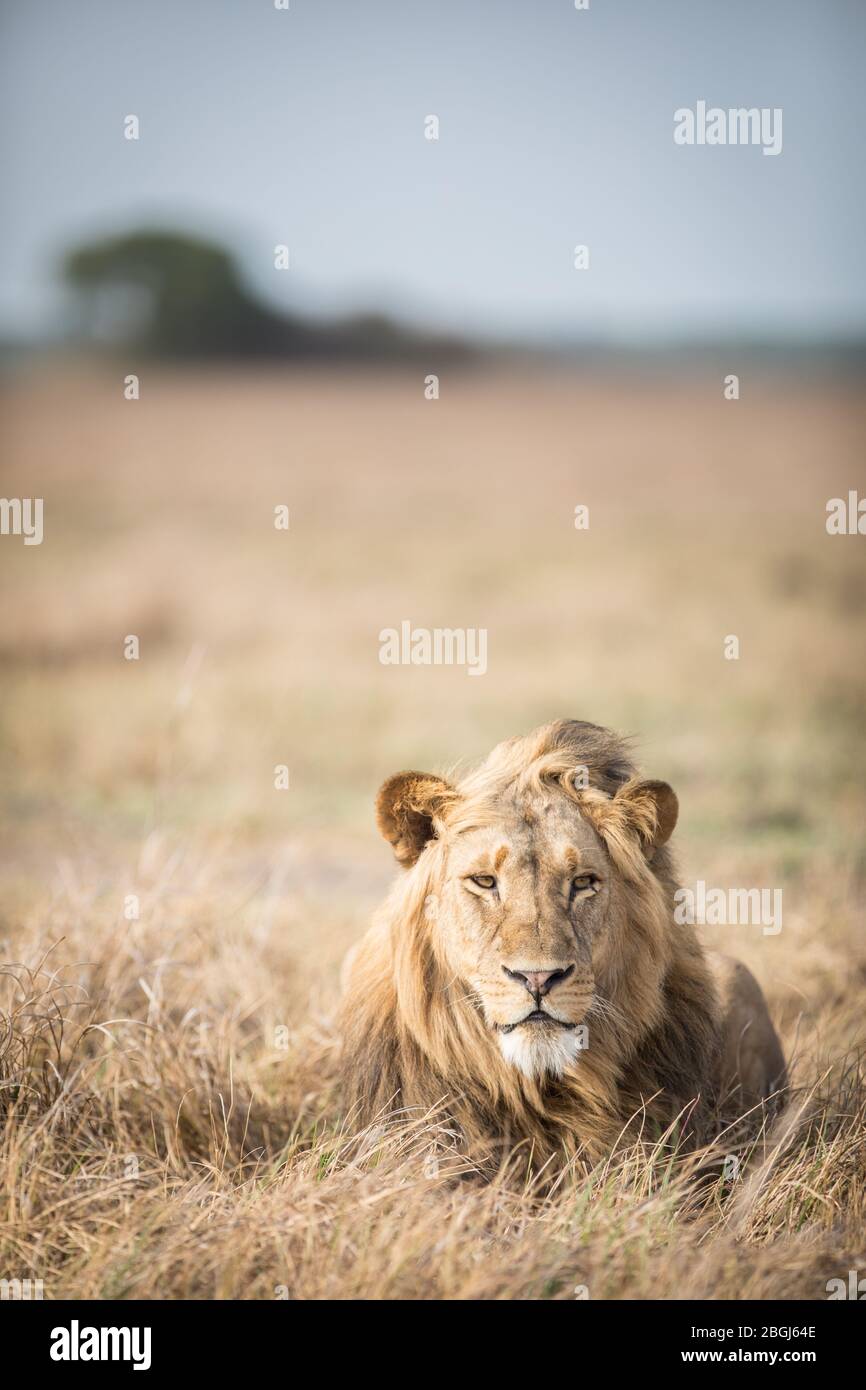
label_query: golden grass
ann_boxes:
[1,363,864,1298]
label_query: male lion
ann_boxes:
[340,720,786,1166]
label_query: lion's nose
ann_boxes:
[503,964,575,997]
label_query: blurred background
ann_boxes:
[3,0,866,353]
[1,0,865,1041]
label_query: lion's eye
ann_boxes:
[570,874,598,901]
[469,874,497,890]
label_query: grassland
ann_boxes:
[1,362,864,1298]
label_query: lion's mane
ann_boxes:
[340,720,722,1168]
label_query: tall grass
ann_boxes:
[0,848,863,1300]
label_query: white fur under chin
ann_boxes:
[499,1026,582,1080]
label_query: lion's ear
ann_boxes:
[614,778,679,850]
[375,771,455,867]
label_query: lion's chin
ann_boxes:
[498,1024,582,1081]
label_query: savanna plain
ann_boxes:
[1,363,864,1299]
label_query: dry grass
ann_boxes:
[1,362,865,1299]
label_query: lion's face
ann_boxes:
[434,794,611,1078]
[374,730,678,1083]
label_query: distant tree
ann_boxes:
[62,227,476,363]
[63,229,311,358]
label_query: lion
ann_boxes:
[340,720,786,1167]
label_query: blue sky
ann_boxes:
[1,0,864,342]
